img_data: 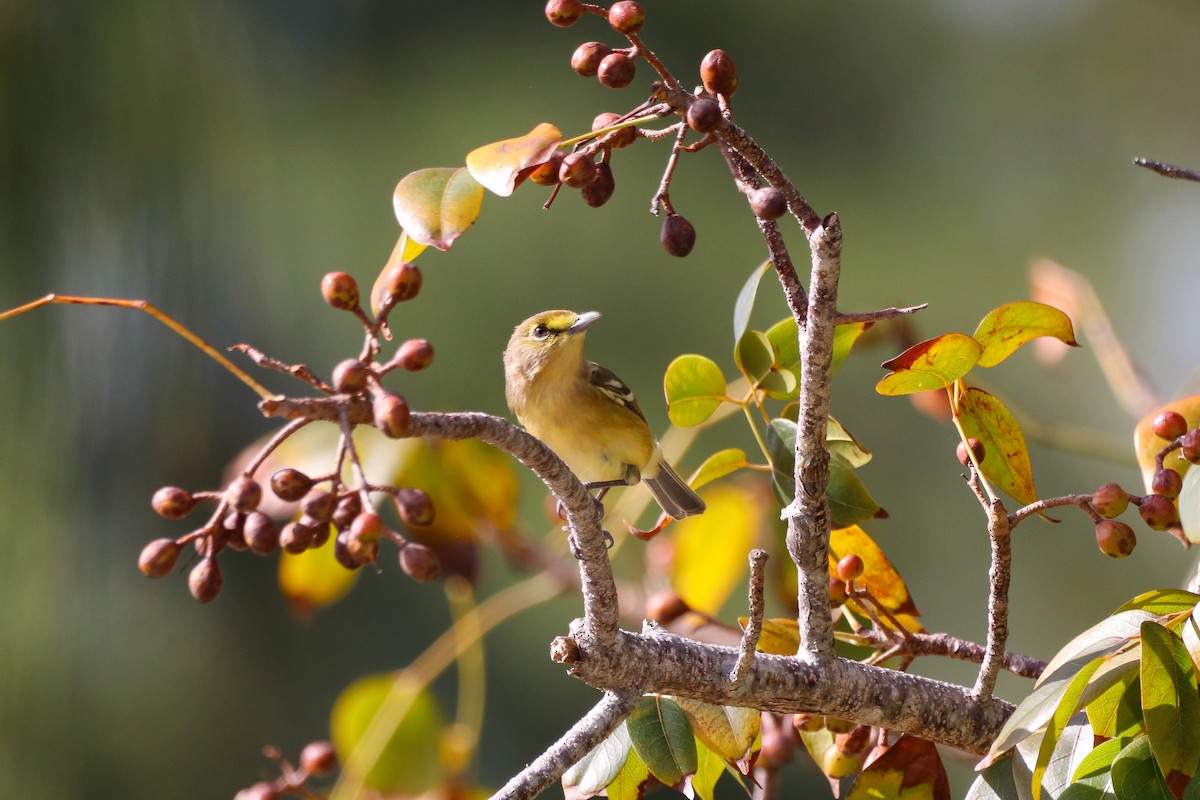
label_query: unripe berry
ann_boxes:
[350,511,385,543]
[1091,483,1129,519]
[685,98,721,133]
[544,0,583,27]
[528,152,565,186]
[597,52,636,89]
[1139,493,1179,531]
[559,153,598,188]
[645,590,690,624]
[660,213,696,257]
[270,468,313,502]
[1152,410,1188,441]
[828,576,848,607]
[1152,468,1183,500]
[301,488,337,524]
[139,538,182,577]
[571,42,611,77]
[592,112,636,148]
[700,49,738,96]
[607,1,645,35]
[956,438,986,466]
[1095,520,1137,558]
[373,392,412,438]
[749,187,787,220]
[345,530,379,565]
[395,487,436,528]
[399,543,441,582]
[152,486,196,520]
[300,740,338,776]
[581,163,616,207]
[243,512,279,556]
[1182,429,1200,463]
[280,520,317,554]
[320,272,359,311]
[226,476,263,513]
[395,338,434,371]
[836,553,864,582]
[381,261,422,303]
[189,556,223,603]
[332,493,363,529]
[331,358,369,393]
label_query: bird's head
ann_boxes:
[504,309,601,377]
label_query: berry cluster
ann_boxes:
[233,740,338,800]
[138,264,442,602]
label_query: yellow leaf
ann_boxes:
[956,387,1037,505]
[876,333,982,396]
[279,535,360,616]
[830,525,922,626]
[393,167,484,251]
[670,484,762,616]
[973,301,1079,368]
[465,122,562,197]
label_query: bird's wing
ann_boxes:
[584,361,647,422]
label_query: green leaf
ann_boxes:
[690,448,751,491]
[766,317,800,370]
[1082,650,1142,739]
[1038,611,1157,690]
[672,698,759,762]
[1061,736,1127,799]
[733,260,773,344]
[828,416,872,467]
[735,329,775,385]
[1116,589,1200,616]
[876,333,982,395]
[392,167,485,251]
[1180,467,1200,545]
[973,301,1079,368]
[1019,718,1094,800]
[965,757,1021,800]
[562,721,632,800]
[760,367,798,400]
[664,355,727,427]
[956,386,1038,506]
[1032,660,1101,800]
[828,452,885,528]
[1073,735,1129,781]
[465,122,562,197]
[626,696,698,788]
[1110,735,1173,800]
[832,321,873,376]
[1140,620,1200,779]
[690,739,725,800]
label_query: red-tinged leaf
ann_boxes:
[562,721,633,800]
[1140,621,1200,779]
[829,525,921,625]
[672,698,760,763]
[626,696,698,788]
[846,734,950,800]
[393,167,484,251]
[465,122,562,197]
[973,301,1079,368]
[876,333,982,396]
[671,485,761,616]
[1134,398,1200,495]
[956,387,1037,506]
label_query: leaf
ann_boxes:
[671,484,762,615]
[1133,398,1200,493]
[330,674,444,795]
[465,122,562,197]
[767,317,871,377]
[690,739,725,800]
[626,696,698,788]
[1082,650,1142,739]
[828,416,873,468]
[1110,735,1173,800]
[278,534,360,616]
[965,756,1021,800]
[752,618,800,656]
[1038,611,1157,690]
[1015,719,1094,800]
[664,355,727,427]
[393,167,485,251]
[735,329,775,385]
[1116,589,1200,616]
[876,333,983,395]
[371,230,429,314]
[973,302,1079,368]
[733,260,773,344]
[1032,662,1101,800]
[956,387,1037,506]
[832,322,873,376]
[830,525,921,623]
[673,699,759,762]
[563,722,633,800]
[846,734,950,800]
[1180,467,1200,545]
[606,746,651,800]
[766,418,884,526]
[1140,620,1200,779]
[690,448,751,491]
[1061,736,1125,799]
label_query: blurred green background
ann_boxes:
[3,1,1200,797]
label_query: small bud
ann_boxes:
[395,338,434,371]
[571,42,612,77]
[1182,429,1200,463]
[592,112,636,148]
[685,98,721,133]
[399,543,441,582]
[138,538,182,577]
[373,393,412,438]
[381,261,423,304]
[332,493,363,529]
[188,556,223,603]
[1091,483,1129,519]
[581,162,616,207]
[300,740,338,776]
[152,486,196,520]
[836,554,864,582]
[660,213,696,257]
[1152,410,1188,441]
[1152,468,1183,500]
[226,476,263,513]
[544,0,583,27]
[956,438,986,466]
[320,272,359,311]
[607,1,645,35]
[279,521,317,554]
[828,576,848,607]
[1139,493,1179,531]
[243,512,279,556]
[350,512,385,543]
[559,153,598,188]
[1095,520,1137,558]
[700,49,738,96]
[528,152,565,186]
[597,52,636,89]
[331,358,369,393]
[395,487,435,528]
[301,488,337,524]
[645,590,690,624]
[270,468,313,502]
[749,187,787,220]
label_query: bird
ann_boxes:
[503,309,706,520]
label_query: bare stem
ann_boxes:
[974,499,1012,700]
[730,549,769,686]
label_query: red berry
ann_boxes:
[1095,520,1136,558]
[381,261,422,303]
[592,112,636,148]
[1152,468,1183,500]
[836,554,864,582]
[559,153,598,188]
[373,392,412,438]
[597,52,636,89]
[571,42,611,77]
[1152,410,1188,441]
[395,338,434,371]
[320,272,359,311]
[828,577,848,607]
[138,538,182,577]
[300,740,338,776]
[331,358,369,393]
[350,512,385,543]
[152,486,196,520]
[955,438,986,466]
[545,0,583,27]
[1091,483,1129,519]
[1183,428,1200,463]
[700,49,738,96]
[644,590,690,624]
[1139,493,1179,531]
[607,1,645,35]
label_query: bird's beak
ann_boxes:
[568,311,602,334]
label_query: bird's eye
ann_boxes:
[532,324,550,340]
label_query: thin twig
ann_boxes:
[832,304,928,325]
[1008,493,1094,527]
[651,122,690,215]
[854,627,1046,680]
[730,549,769,686]
[1133,157,1200,182]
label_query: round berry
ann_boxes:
[559,153,598,188]
[188,556,223,603]
[320,272,359,312]
[279,521,317,554]
[301,488,337,524]
[350,511,385,543]
[152,486,196,520]
[685,98,721,133]
[1183,429,1200,463]
[597,52,636,89]
[331,359,369,393]
[828,576,848,607]
[700,49,738,96]
[749,187,787,221]
[544,0,583,27]
[332,493,363,529]
[395,487,435,528]
[1095,520,1137,558]
[226,476,263,513]
[138,538,182,578]
[581,162,615,207]
[592,112,636,148]
[644,590,690,624]
[956,438,986,467]
[373,392,412,438]
[528,152,565,186]
[1091,483,1129,519]
[243,512,279,556]
[571,42,612,77]
[1152,410,1188,441]
[607,1,645,35]
[1139,493,1179,531]
[333,531,363,570]
[270,468,313,502]
[661,213,696,257]
[399,543,441,582]
[395,338,434,371]
[1152,468,1183,500]
[300,740,338,776]
[381,261,422,304]
[836,554,864,582]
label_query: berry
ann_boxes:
[956,438,986,466]
[138,538,182,577]
[395,487,435,527]
[226,476,263,513]
[395,338,434,371]
[399,543,441,582]
[373,393,412,438]
[320,272,359,311]
[331,358,369,393]
[1091,483,1129,519]
[528,152,565,186]
[350,512,385,543]
[280,521,317,554]
[300,740,338,776]
[270,468,313,502]
[835,726,871,756]
[1095,520,1137,558]
[333,531,363,570]
[592,112,636,148]
[645,590,690,624]
[571,42,611,77]
[700,49,738,96]
[345,530,379,565]
[749,187,787,220]
[793,713,824,733]
[836,554,864,582]
[223,511,248,551]
[1152,410,1188,441]
[607,1,645,35]
[188,556,223,603]
[559,153,598,188]
[685,98,721,133]
[381,261,423,304]
[301,488,337,524]
[544,0,583,27]
[152,486,196,520]
[828,577,848,607]
[243,512,279,556]
[1139,493,1179,531]
[1182,429,1200,463]
[581,162,616,207]
[332,493,363,529]
[1153,468,1183,499]
[660,213,696,257]
[597,52,636,89]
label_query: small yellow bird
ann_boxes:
[504,310,705,520]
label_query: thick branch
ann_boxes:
[974,499,1012,699]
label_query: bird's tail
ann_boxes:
[644,461,706,520]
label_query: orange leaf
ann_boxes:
[465,122,563,197]
[876,333,982,396]
[829,525,921,626]
[846,735,950,800]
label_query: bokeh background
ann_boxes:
[3,1,1200,797]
